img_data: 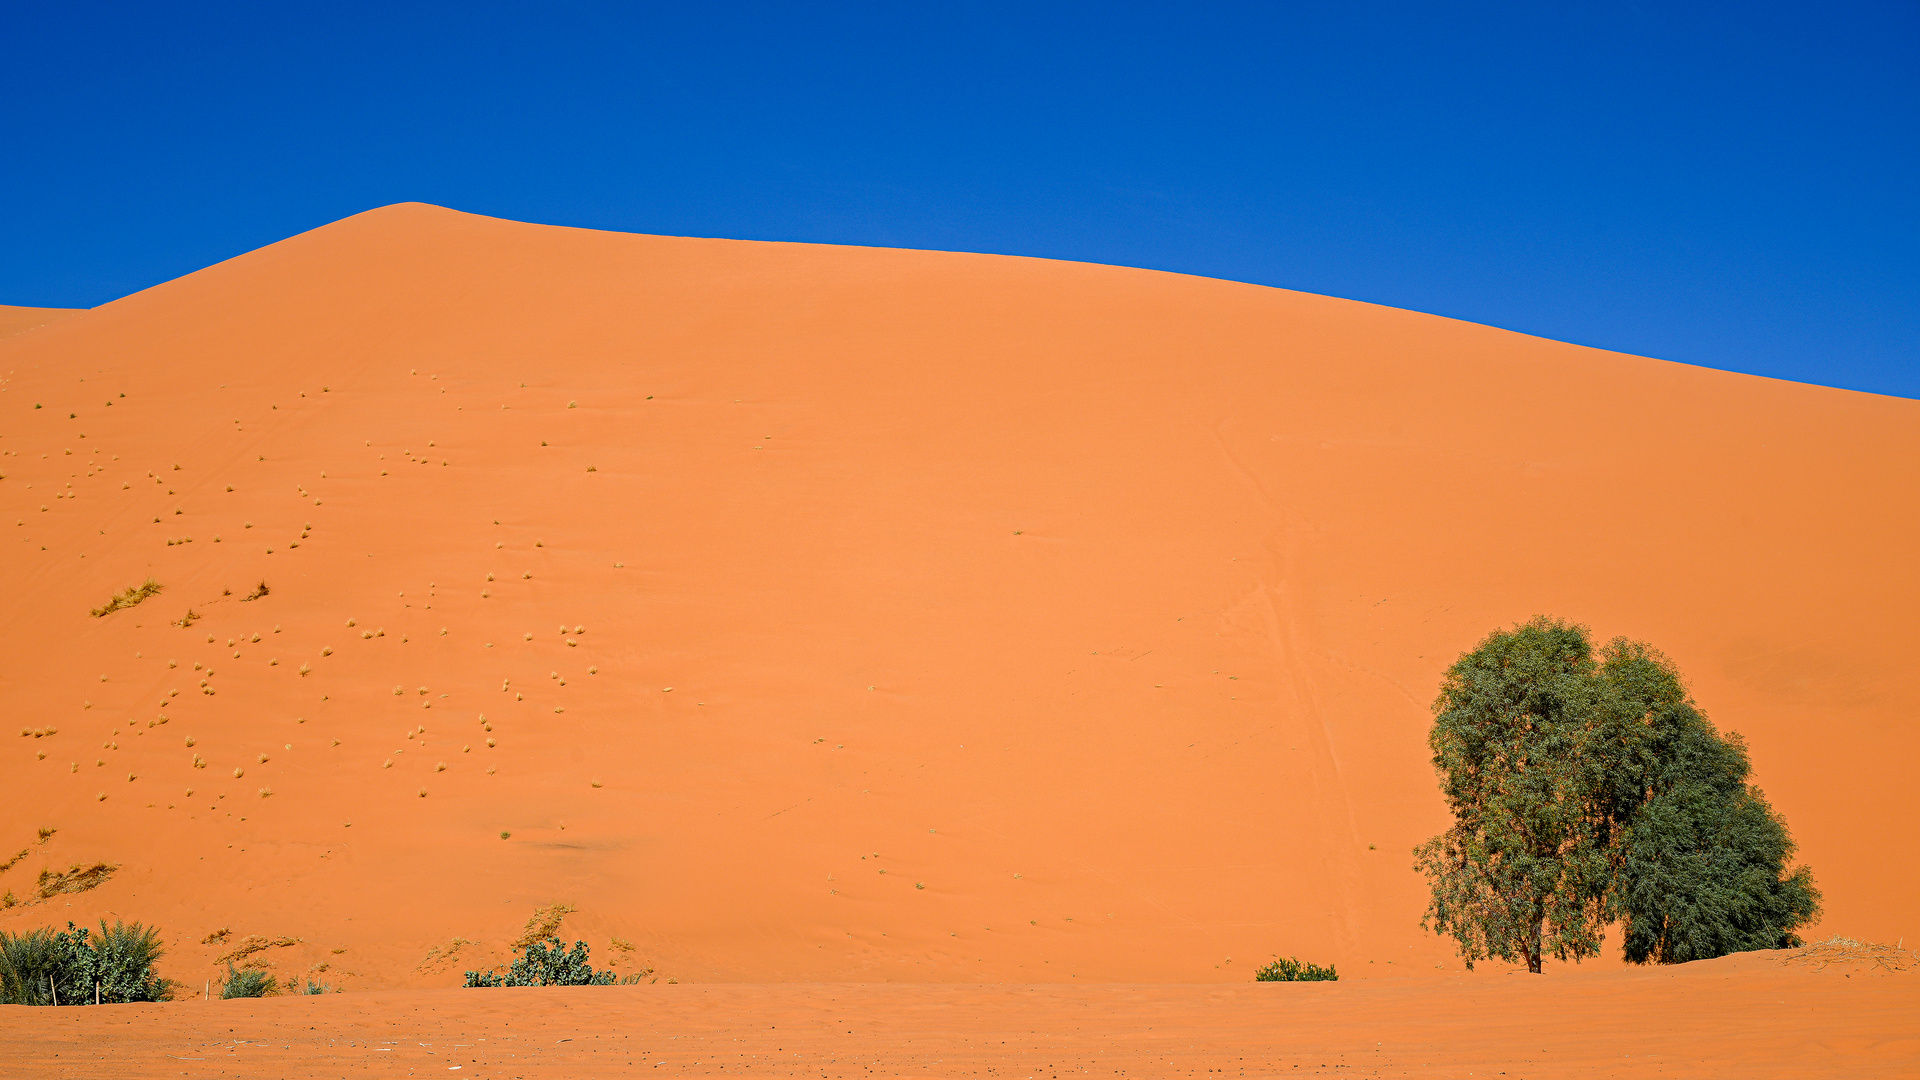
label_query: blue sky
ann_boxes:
[3,2,1914,397]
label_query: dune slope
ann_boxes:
[0,305,85,340]
[0,204,1913,990]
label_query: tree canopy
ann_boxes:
[1415,617,1818,972]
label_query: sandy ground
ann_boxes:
[2,952,1913,1078]
[0,203,1915,1069]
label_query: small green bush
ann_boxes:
[0,920,173,1004]
[220,964,277,998]
[464,936,615,987]
[299,978,332,995]
[1254,955,1338,982]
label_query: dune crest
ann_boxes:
[0,304,86,340]
[0,203,1913,989]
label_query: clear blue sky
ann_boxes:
[4,2,1914,397]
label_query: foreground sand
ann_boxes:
[1,204,1914,997]
[4,953,1912,1078]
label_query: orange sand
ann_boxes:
[0,201,1913,1035]
[5,952,1915,1078]
[0,304,84,340]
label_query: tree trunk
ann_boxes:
[1528,912,1545,974]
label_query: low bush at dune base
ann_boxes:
[221,964,278,998]
[0,920,172,1005]
[1253,956,1338,982]
[464,936,616,987]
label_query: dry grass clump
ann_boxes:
[0,849,27,874]
[242,580,269,602]
[91,578,163,617]
[1781,935,1918,974]
[18,727,56,738]
[511,903,578,950]
[214,934,303,966]
[201,927,232,945]
[173,609,201,628]
[35,861,118,899]
[416,937,477,973]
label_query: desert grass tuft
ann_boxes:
[35,862,118,900]
[213,934,302,966]
[91,578,162,618]
[416,937,477,973]
[1781,936,1918,974]
[510,903,578,950]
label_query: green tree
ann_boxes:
[1414,617,1621,973]
[1597,641,1820,963]
[1416,621,1820,973]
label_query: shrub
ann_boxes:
[1253,956,1338,982]
[300,979,332,995]
[463,936,616,987]
[89,920,172,1002]
[0,920,173,1004]
[220,964,277,998]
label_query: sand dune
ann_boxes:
[0,305,85,340]
[0,204,1914,996]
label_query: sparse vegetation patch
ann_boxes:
[510,903,577,950]
[417,937,477,973]
[91,579,162,617]
[214,934,303,966]
[1781,935,1918,974]
[1254,956,1339,982]
[35,862,117,900]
